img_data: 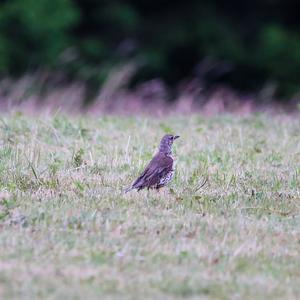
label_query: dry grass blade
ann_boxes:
[194,176,209,192]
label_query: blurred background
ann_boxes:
[0,0,299,114]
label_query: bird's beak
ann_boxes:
[174,135,180,140]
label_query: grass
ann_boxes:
[0,112,299,299]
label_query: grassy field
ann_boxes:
[0,113,299,299]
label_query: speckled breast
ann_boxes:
[158,169,174,187]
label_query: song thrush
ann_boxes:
[125,134,180,192]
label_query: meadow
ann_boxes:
[0,113,299,299]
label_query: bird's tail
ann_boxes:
[124,186,133,193]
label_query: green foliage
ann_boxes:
[258,25,300,95]
[0,0,79,73]
[0,0,299,96]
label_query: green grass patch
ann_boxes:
[0,114,299,299]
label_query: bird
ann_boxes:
[125,134,180,193]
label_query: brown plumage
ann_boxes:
[125,134,179,192]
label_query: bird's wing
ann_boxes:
[131,153,173,190]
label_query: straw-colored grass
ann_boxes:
[0,113,299,299]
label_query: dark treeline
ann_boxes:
[0,0,299,99]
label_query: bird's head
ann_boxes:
[159,134,180,155]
